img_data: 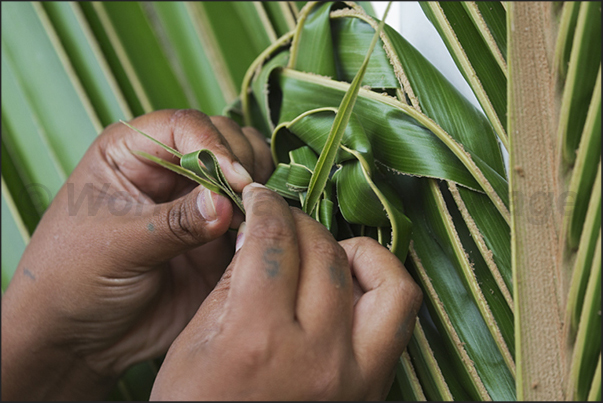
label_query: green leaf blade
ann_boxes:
[305,1,392,216]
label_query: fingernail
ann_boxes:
[232,161,253,183]
[198,188,217,221]
[235,222,246,252]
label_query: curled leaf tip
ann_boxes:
[122,123,245,214]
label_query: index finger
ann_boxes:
[227,183,300,324]
[101,109,253,200]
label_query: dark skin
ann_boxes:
[152,184,424,400]
[1,109,422,401]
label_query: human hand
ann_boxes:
[150,184,423,401]
[1,109,273,400]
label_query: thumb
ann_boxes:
[116,185,234,266]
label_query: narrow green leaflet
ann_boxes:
[420,2,508,149]
[289,2,338,78]
[150,2,228,116]
[1,178,29,294]
[304,2,392,216]
[449,184,513,306]
[79,2,147,117]
[569,233,602,401]
[564,67,601,249]
[91,2,192,111]
[1,53,66,214]
[120,120,182,157]
[262,2,297,37]
[415,311,474,401]
[461,2,507,72]
[557,1,601,164]
[121,121,244,214]
[555,1,581,80]
[331,17,400,88]
[131,152,221,195]
[193,2,276,93]
[396,350,427,401]
[42,2,132,126]
[404,320,454,401]
[588,355,601,401]
[2,2,100,174]
[1,135,40,234]
[381,20,506,179]
[398,176,515,400]
[439,184,515,367]
[474,2,506,61]
[566,166,601,334]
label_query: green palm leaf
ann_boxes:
[2,1,600,401]
[245,2,515,398]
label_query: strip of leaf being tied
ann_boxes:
[266,108,412,261]
[120,121,245,214]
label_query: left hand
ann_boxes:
[1,109,273,400]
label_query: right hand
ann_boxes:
[1,110,274,401]
[150,184,423,400]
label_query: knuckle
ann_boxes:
[249,190,288,214]
[395,277,423,312]
[102,121,123,136]
[356,236,383,250]
[172,109,222,142]
[407,281,423,311]
[171,108,209,124]
[210,115,239,130]
[251,216,295,244]
[172,109,231,154]
[95,122,124,150]
[289,206,305,216]
[242,126,266,141]
[311,239,348,264]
